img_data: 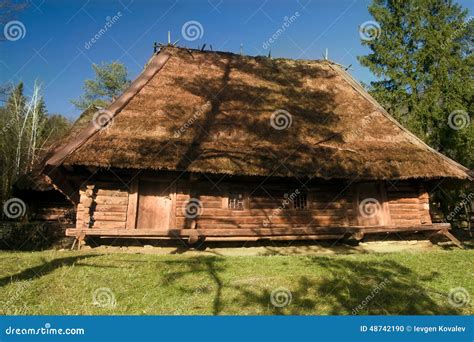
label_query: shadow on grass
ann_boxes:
[160,256,461,315]
[0,255,101,287]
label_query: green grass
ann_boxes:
[0,249,472,315]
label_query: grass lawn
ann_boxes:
[0,248,472,315]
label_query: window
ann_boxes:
[228,193,245,210]
[292,193,307,209]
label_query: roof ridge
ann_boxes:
[162,45,329,64]
[328,63,472,180]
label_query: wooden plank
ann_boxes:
[95,189,128,197]
[170,184,177,229]
[441,230,464,249]
[94,196,129,205]
[94,205,128,213]
[91,221,126,229]
[126,179,139,229]
[136,180,172,230]
[388,199,420,204]
[66,223,450,237]
[205,234,346,241]
[93,212,127,221]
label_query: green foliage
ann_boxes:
[0,82,71,203]
[71,62,130,111]
[359,0,473,168]
[41,114,71,143]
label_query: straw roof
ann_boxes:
[46,46,471,180]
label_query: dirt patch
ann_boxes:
[78,239,443,256]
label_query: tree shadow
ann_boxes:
[159,255,463,315]
[0,254,101,287]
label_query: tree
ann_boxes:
[0,82,71,203]
[0,0,27,25]
[71,62,130,111]
[358,0,473,168]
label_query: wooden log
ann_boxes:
[95,196,128,205]
[94,205,128,213]
[91,221,126,229]
[93,212,127,221]
[95,189,128,197]
[66,223,451,237]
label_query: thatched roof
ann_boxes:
[46,46,471,180]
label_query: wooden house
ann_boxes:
[42,47,471,245]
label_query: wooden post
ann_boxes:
[418,183,431,224]
[126,179,139,229]
[82,185,95,228]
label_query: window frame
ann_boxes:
[227,192,246,210]
[281,191,310,210]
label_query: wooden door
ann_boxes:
[356,182,390,226]
[136,181,172,230]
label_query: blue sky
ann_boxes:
[1,0,473,120]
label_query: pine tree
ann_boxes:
[359,0,473,168]
[71,62,130,111]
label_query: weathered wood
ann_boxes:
[95,189,128,197]
[126,179,139,229]
[136,180,172,230]
[95,205,128,213]
[94,196,129,205]
[91,221,126,229]
[441,229,464,249]
[93,212,127,221]
[66,223,450,237]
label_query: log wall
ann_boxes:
[77,176,432,233]
[386,181,432,226]
[175,179,354,230]
[76,183,129,229]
